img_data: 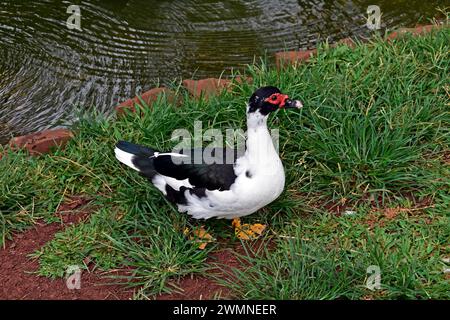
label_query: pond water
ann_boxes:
[0,0,446,143]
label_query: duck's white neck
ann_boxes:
[245,110,278,165]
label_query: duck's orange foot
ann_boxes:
[232,218,266,240]
[184,226,214,250]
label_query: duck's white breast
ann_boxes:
[178,155,285,220]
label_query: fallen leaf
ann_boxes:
[185,226,214,250]
[235,223,267,240]
[250,223,266,235]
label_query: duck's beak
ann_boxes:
[283,98,303,109]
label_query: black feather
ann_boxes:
[116,141,158,177]
[165,185,188,205]
[116,140,156,156]
[153,149,238,191]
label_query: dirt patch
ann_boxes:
[0,196,134,300]
[2,196,275,300]
[157,239,270,300]
[157,248,239,300]
[300,190,435,217]
[0,194,271,300]
[362,196,435,230]
[441,150,450,165]
[321,198,350,216]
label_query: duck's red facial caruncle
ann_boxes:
[248,86,303,115]
[264,93,289,108]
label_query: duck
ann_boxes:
[115,86,303,239]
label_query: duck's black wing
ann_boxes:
[116,141,243,191]
[152,147,242,191]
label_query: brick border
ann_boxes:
[115,87,179,116]
[1,23,446,158]
[387,24,444,41]
[1,129,73,158]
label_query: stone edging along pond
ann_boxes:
[0,23,446,160]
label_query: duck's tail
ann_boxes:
[114,140,157,176]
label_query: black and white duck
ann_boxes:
[115,86,302,239]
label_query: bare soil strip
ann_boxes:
[0,197,134,300]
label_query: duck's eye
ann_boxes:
[264,93,282,104]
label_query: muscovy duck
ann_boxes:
[115,86,302,239]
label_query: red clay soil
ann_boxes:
[0,195,268,300]
[158,240,269,300]
[157,249,239,300]
[0,197,134,300]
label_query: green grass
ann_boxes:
[218,206,449,299]
[0,26,449,299]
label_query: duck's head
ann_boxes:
[247,86,303,116]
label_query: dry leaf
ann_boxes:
[185,226,214,250]
[234,221,266,240]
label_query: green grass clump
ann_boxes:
[0,26,449,298]
[219,206,449,299]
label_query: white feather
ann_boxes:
[151,152,188,158]
[114,147,139,171]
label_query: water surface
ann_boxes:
[0,0,446,143]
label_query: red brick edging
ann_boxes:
[387,24,443,41]
[2,129,73,158]
[115,87,179,116]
